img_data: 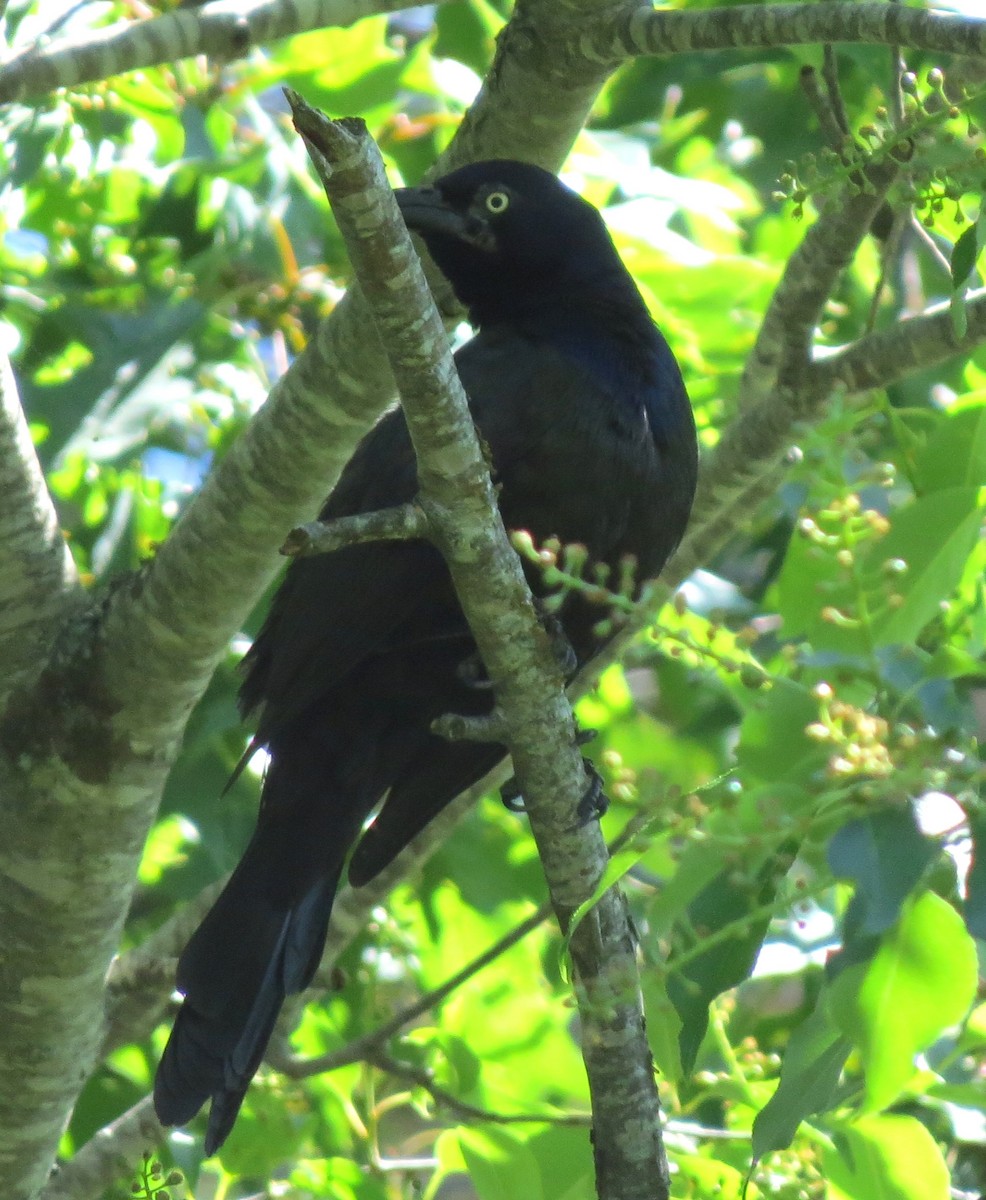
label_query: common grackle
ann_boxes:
[154,160,698,1152]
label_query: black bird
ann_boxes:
[154,160,697,1152]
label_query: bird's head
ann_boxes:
[395,161,634,327]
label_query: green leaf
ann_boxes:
[827,807,934,935]
[457,1128,547,1200]
[673,1154,751,1199]
[218,1080,311,1176]
[434,0,504,76]
[823,1115,950,1200]
[950,290,969,340]
[734,678,822,783]
[526,1126,594,1200]
[863,487,983,646]
[951,222,979,288]
[667,853,789,1074]
[641,971,683,1083]
[828,892,978,1110]
[751,1004,851,1158]
[912,395,986,491]
[290,1157,389,1200]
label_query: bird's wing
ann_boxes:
[243,328,654,741]
[241,406,469,739]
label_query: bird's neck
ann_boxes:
[490,288,665,395]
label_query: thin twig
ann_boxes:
[365,1047,593,1127]
[431,708,509,744]
[278,904,552,1078]
[799,65,847,146]
[821,43,851,136]
[282,502,429,557]
[909,213,953,278]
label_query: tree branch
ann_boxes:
[38,1099,164,1200]
[0,0,440,104]
[288,101,669,1200]
[277,903,552,1078]
[809,287,986,394]
[736,155,902,414]
[0,351,79,704]
[0,170,401,1200]
[587,4,986,65]
[363,1046,592,1128]
[283,502,429,557]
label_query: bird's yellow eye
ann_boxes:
[484,190,510,214]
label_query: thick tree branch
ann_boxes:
[736,156,902,413]
[0,197,400,1200]
[39,1099,163,1200]
[0,0,438,104]
[586,4,986,65]
[669,156,901,587]
[809,288,986,394]
[7,3,986,111]
[289,102,668,1200]
[0,352,78,704]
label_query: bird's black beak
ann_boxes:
[394,185,496,252]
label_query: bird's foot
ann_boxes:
[456,652,493,690]
[500,776,525,812]
[575,758,608,827]
[539,608,578,679]
[502,755,608,823]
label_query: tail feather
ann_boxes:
[153,720,358,1149]
[154,865,340,1148]
[156,707,419,1151]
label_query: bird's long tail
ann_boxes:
[154,744,359,1153]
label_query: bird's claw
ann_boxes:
[500,777,525,812]
[575,758,608,827]
[502,737,604,820]
[456,652,493,690]
[540,608,578,678]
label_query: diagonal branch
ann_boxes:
[288,101,669,1200]
[735,157,902,414]
[38,1099,163,1200]
[276,904,552,1078]
[643,157,903,605]
[0,351,79,704]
